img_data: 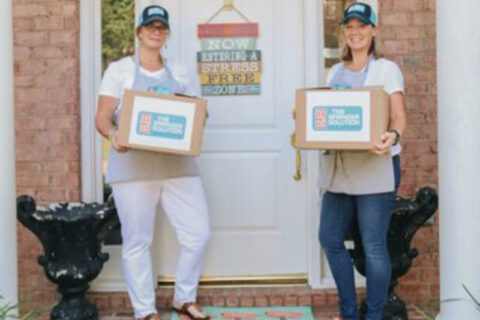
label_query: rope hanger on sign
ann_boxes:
[205,0,251,24]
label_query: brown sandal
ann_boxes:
[172,302,210,320]
[142,313,161,320]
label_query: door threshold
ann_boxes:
[158,274,308,287]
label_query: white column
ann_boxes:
[437,0,480,319]
[0,0,18,310]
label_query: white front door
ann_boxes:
[154,0,309,279]
[91,0,325,291]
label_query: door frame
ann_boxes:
[80,0,331,289]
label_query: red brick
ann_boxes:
[298,294,312,306]
[383,40,409,55]
[393,0,424,11]
[17,175,50,188]
[396,27,428,40]
[15,75,35,87]
[269,295,283,306]
[109,295,125,310]
[226,296,239,307]
[15,31,49,46]
[63,3,77,15]
[284,295,298,306]
[14,46,32,59]
[14,18,35,31]
[240,296,254,307]
[64,16,79,30]
[15,60,47,75]
[49,30,76,44]
[312,293,327,306]
[15,87,50,103]
[45,58,77,73]
[197,296,211,306]
[412,12,436,26]
[426,0,436,11]
[255,296,268,307]
[32,46,64,58]
[34,16,65,30]
[326,291,340,306]
[382,12,411,26]
[14,4,48,17]
[212,296,225,307]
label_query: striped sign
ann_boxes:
[197,50,261,63]
[198,61,261,74]
[200,72,261,85]
[198,23,259,38]
[202,84,261,96]
[200,37,257,51]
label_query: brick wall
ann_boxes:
[378,0,439,307]
[13,0,439,314]
[13,0,81,313]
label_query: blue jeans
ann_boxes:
[319,156,400,320]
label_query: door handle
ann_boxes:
[290,133,302,181]
[290,106,302,181]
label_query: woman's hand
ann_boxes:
[96,95,130,153]
[109,129,130,153]
[372,131,396,155]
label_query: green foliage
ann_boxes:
[102,0,135,68]
[463,284,480,311]
[411,304,435,320]
[0,296,38,320]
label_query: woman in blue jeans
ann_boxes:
[318,3,407,320]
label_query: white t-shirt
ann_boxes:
[98,56,196,120]
[327,58,405,155]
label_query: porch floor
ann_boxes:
[99,306,435,320]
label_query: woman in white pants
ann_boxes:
[95,5,210,320]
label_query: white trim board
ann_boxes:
[80,0,103,203]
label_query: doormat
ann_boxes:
[171,306,314,320]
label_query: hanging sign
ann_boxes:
[197,22,262,96]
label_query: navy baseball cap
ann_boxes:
[340,2,378,26]
[139,5,169,29]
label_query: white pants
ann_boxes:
[112,177,210,318]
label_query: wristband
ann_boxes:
[388,129,401,146]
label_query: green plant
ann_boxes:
[462,284,480,311]
[102,0,135,69]
[411,304,435,320]
[0,295,46,320]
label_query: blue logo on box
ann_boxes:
[137,111,186,140]
[313,106,363,131]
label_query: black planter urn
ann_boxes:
[17,195,119,320]
[348,187,439,320]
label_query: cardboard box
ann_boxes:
[294,86,389,150]
[117,89,207,156]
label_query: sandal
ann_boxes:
[142,313,161,320]
[172,302,210,320]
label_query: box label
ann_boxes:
[136,111,186,140]
[312,106,363,131]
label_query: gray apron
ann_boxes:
[106,52,199,184]
[320,57,394,195]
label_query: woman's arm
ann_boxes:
[95,95,130,153]
[372,91,407,155]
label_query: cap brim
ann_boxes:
[140,16,169,28]
[340,13,372,26]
